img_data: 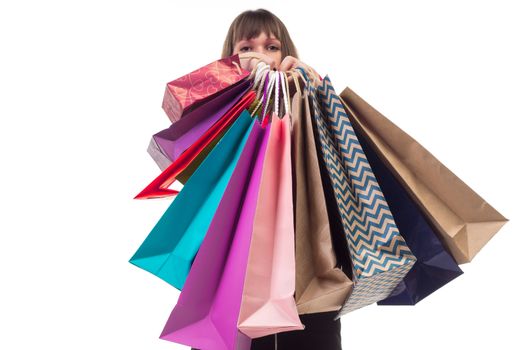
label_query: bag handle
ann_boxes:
[250,67,270,118]
[262,70,276,119]
[240,54,266,79]
[274,70,280,118]
[260,70,271,119]
[285,71,292,114]
[292,71,302,97]
[251,69,269,119]
[280,71,290,116]
[256,67,270,100]
[253,62,269,91]
[295,66,310,84]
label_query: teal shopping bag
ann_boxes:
[130,111,255,290]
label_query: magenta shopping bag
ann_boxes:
[160,120,270,350]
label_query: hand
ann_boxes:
[279,56,321,86]
[279,56,318,75]
[238,52,277,72]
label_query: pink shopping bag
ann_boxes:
[237,112,304,339]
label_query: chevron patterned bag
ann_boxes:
[306,77,416,317]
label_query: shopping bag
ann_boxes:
[290,76,352,314]
[147,137,172,171]
[129,111,254,290]
[160,119,270,350]
[150,79,252,170]
[238,111,304,338]
[308,77,416,317]
[135,91,255,199]
[351,124,464,305]
[162,54,250,123]
[339,87,508,264]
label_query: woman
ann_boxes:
[192,9,343,350]
[223,9,321,86]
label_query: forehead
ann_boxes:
[238,32,280,42]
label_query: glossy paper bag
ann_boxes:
[150,79,252,170]
[160,120,269,350]
[129,112,254,290]
[238,113,304,338]
[162,54,249,123]
[135,91,255,199]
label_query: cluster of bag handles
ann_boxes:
[231,59,321,123]
[134,60,320,200]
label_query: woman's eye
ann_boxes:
[268,45,280,51]
[240,47,251,52]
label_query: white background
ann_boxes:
[1,1,523,349]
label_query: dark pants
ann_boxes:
[252,311,342,350]
[192,311,342,350]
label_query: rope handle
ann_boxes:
[280,71,290,116]
[256,67,270,100]
[262,71,276,119]
[253,61,269,89]
[231,61,243,76]
[274,70,280,117]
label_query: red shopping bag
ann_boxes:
[135,91,256,199]
[162,54,250,123]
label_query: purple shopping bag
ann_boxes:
[159,119,270,350]
[149,79,252,170]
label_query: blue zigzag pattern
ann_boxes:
[317,78,414,264]
[307,79,416,315]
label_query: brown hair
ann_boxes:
[221,9,299,59]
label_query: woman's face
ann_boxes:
[233,32,283,66]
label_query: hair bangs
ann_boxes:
[233,12,282,43]
[222,9,298,59]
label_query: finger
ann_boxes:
[262,56,276,69]
[279,56,298,72]
[278,56,291,71]
[239,53,258,71]
[249,57,260,71]
[239,59,251,71]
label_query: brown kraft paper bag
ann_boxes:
[291,78,353,314]
[338,86,508,264]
